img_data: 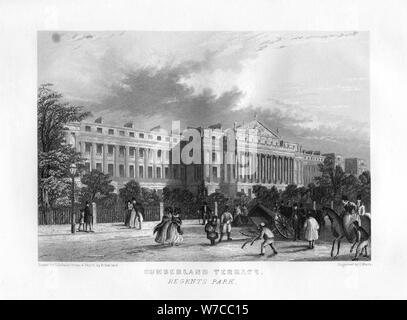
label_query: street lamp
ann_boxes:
[69,163,77,234]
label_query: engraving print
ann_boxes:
[37,31,370,261]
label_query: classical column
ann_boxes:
[279,157,282,183]
[125,146,129,178]
[271,155,275,183]
[152,149,157,179]
[103,144,107,174]
[114,145,119,177]
[91,143,96,170]
[135,147,139,179]
[144,148,148,179]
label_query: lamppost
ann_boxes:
[70,163,77,234]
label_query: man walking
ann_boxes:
[219,206,233,242]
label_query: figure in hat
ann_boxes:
[219,206,234,242]
[341,195,357,216]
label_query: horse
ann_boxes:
[320,207,371,258]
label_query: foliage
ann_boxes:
[37,84,91,209]
[119,180,142,203]
[80,170,115,203]
[252,185,280,208]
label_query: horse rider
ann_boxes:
[356,194,366,216]
[341,195,357,216]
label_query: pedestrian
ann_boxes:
[304,213,319,249]
[233,204,242,226]
[134,200,144,230]
[125,200,133,227]
[166,208,183,246]
[292,203,301,241]
[84,201,92,232]
[251,222,278,256]
[219,206,233,242]
[129,198,137,228]
[241,205,249,225]
[200,202,212,225]
[77,209,85,232]
[205,216,219,245]
[154,207,173,244]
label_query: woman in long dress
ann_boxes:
[304,213,319,249]
[129,203,137,229]
[166,208,183,246]
[154,208,173,244]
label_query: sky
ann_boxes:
[38,31,370,164]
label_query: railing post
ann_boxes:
[92,202,97,226]
[215,201,218,217]
[159,202,164,221]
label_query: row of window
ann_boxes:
[85,163,175,179]
[84,126,176,142]
[84,143,168,159]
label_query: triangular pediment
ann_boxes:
[237,120,280,138]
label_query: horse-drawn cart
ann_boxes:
[248,203,294,239]
[247,203,324,239]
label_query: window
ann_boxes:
[85,162,90,172]
[164,167,169,179]
[165,137,170,142]
[96,144,103,154]
[108,129,114,135]
[157,150,162,158]
[139,133,145,139]
[119,165,124,177]
[129,165,134,178]
[148,134,153,139]
[173,138,178,143]
[148,166,153,178]
[108,164,114,176]
[139,148,144,158]
[119,146,125,157]
[119,131,125,136]
[129,132,135,137]
[85,126,91,132]
[212,152,216,162]
[212,136,216,145]
[173,166,178,179]
[212,166,218,180]
[157,136,162,141]
[108,145,114,155]
[156,167,161,179]
[129,147,135,156]
[139,166,144,178]
[96,163,102,172]
[85,143,91,153]
[96,127,102,134]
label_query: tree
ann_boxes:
[252,185,280,208]
[38,84,91,209]
[119,180,142,203]
[80,170,115,203]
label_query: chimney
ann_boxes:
[94,117,103,124]
[124,122,133,128]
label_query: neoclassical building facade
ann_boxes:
[64,119,324,197]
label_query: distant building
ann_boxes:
[322,153,345,171]
[345,158,367,176]
[301,151,325,187]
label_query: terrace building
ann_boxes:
[64,118,325,198]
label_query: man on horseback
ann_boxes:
[341,195,357,216]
